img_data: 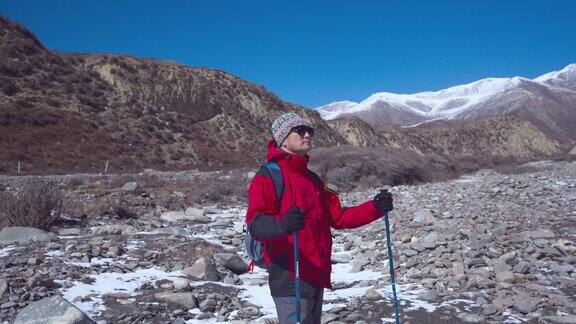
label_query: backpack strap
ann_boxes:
[263,161,284,205]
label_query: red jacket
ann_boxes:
[246,140,384,289]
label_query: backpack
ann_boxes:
[245,161,284,271]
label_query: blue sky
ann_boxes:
[1,0,575,108]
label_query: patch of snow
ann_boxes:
[60,267,182,317]
[189,233,226,247]
[331,263,383,282]
[126,239,146,250]
[402,117,447,128]
[45,250,65,258]
[453,175,481,183]
[68,257,117,268]
[238,285,277,319]
[0,245,18,258]
[502,310,525,323]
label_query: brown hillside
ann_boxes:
[0,16,347,174]
[328,115,560,158]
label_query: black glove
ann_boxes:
[282,207,305,233]
[374,189,393,213]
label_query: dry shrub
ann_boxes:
[190,169,251,205]
[310,145,452,192]
[0,180,62,230]
[112,204,137,219]
[108,175,137,189]
[65,177,85,189]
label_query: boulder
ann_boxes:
[154,292,197,309]
[365,288,382,301]
[213,253,248,274]
[58,228,81,236]
[0,279,7,299]
[121,182,138,192]
[14,295,95,324]
[182,257,219,281]
[495,271,516,283]
[0,227,57,244]
[513,296,540,314]
[170,277,191,291]
[160,208,211,223]
[412,209,435,223]
[540,315,576,324]
[91,225,136,235]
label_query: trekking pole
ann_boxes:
[294,231,301,324]
[384,212,401,324]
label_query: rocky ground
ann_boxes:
[0,160,575,323]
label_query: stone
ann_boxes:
[104,292,131,299]
[332,253,352,264]
[0,279,7,299]
[481,305,498,316]
[405,268,422,279]
[0,227,57,244]
[457,313,484,323]
[468,258,486,268]
[412,209,434,223]
[28,257,41,266]
[160,208,212,223]
[213,253,248,274]
[403,248,418,257]
[160,211,187,222]
[539,315,576,324]
[91,225,136,235]
[493,297,515,309]
[152,227,189,236]
[513,296,540,314]
[321,314,339,324]
[171,277,191,291]
[417,290,437,302]
[451,262,465,276]
[199,299,217,312]
[108,246,123,256]
[521,229,555,239]
[182,257,219,281]
[58,228,81,236]
[350,255,370,273]
[365,288,382,301]
[154,292,197,309]
[421,232,438,245]
[14,295,95,324]
[493,261,512,274]
[495,271,516,283]
[185,207,212,223]
[121,182,138,191]
[223,275,235,285]
[172,191,186,198]
[430,268,448,278]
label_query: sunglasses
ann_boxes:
[290,125,315,137]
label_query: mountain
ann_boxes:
[316,65,576,143]
[534,63,576,91]
[0,16,348,174]
[327,115,560,158]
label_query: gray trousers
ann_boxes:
[272,289,324,324]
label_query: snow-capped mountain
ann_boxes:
[316,64,576,142]
[534,63,576,91]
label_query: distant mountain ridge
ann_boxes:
[317,64,576,143]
